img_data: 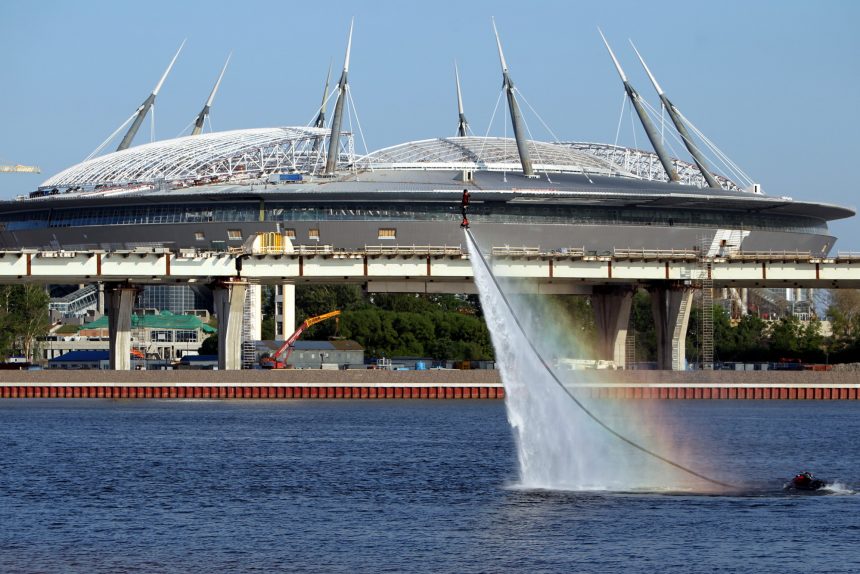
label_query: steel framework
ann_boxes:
[40,127,355,194]
[562,142,742,191]
[358,137,634,177]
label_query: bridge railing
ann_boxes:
[491,246,542,257]
[612,248,699,261]
[727,250,814,262]
[364,245,464,257]
[836,252,860,263]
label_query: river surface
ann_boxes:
[1,399,859,573]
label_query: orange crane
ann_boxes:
[261,310,341,369]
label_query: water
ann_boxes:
[467,233,712,491]
[1,399,859,573]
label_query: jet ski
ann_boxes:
[786,471,827,491]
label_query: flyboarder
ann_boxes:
[460,189,470,228]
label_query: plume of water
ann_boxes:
[467,236,697,491]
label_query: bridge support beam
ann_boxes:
[106,283,138,370]
[591,286,634,369]
[213,279,248,371]
[649,284,693,371]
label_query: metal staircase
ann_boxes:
[698,237,714,370]
[625,329,636,370]
[241,287,257,369]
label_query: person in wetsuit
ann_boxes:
[460,189,471,228]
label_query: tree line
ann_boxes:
[0,285,51,361]
[267,286,860,365]
[262,285,495,361]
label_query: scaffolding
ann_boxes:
[241,286,258,369]
[698,238,714,370]
[625,328,636,370]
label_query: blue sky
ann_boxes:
[2,0,859,247]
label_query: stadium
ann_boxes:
[1,23,851,258]
[0,24,854,363]
[1,129,851,256]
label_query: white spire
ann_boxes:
[598,28,627,83]
[492,17,508,73]
[153,39,185,96]
[629,40,664,96]
[343,17,354,74]
[205,52,231,108]
[455,60,464,115]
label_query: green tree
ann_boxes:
[198,334,218,355]
[827,289,860,354]
[0,285,51,361]
[769,316,802,359]
[629,289,656,363]
[732,314,768,362]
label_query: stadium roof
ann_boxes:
[38,132,637,196]
[358,136,634,177]
[40,127,337,191]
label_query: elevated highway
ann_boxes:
[10,245,860,372]
[2,246,860,289]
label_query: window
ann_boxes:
[175,330,198,343]
[284,228,296,239]
[308,229,320,240]
[227,229,243,241]
[378,228,396,239]
[194,231,205,241]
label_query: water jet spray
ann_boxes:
[464,227,732,491]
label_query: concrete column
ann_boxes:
[649,284,694,371]
[213,279,248,371]
[277,283,296,337]
[591,286,634,369]
[106,284,138,370]
[97,282,105,316]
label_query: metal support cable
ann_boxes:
[86,110,140,161]
[346,86,370,159]
[613,92,626,148]
[478,89,505,162]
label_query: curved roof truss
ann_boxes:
[41,127,353,191]
[563,142,742,191]
[357,137,635,177]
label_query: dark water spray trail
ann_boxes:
[465,228,732,491]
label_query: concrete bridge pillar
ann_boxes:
[649,284,694,371]
[97,282,105,316]
[106,283,138,370]
[591,286,634,369]
[276,283,296,338]
[213,279,249,371]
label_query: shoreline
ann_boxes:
[1,370,858,400]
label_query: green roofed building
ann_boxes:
[75,310,216,362]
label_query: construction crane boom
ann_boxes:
[262,310,342,368]
[0,165,41,173]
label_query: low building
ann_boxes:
[75,310,216,361]
[48,350,110,370]
[176,355,219,370]
[257,340,364,369]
